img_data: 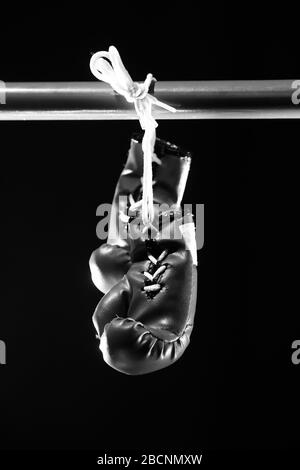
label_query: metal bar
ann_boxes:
[0,80,299,120]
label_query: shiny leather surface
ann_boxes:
[93,241,197,375]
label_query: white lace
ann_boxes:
[143,250,168,293]
[90,45,176,229]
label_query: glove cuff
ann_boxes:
[107,133,192,246]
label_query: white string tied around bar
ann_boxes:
[90,45,176,230]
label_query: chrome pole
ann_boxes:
[0,80,299,120]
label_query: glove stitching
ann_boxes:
[120,316,193,343]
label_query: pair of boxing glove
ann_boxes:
[89,133,198,375]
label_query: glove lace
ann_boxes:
[143,249,168,296]
[90,46,176,230]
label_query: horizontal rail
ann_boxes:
[0,80,300,120]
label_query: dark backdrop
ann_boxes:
[0,4,298,452]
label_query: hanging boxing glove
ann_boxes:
[91,134,198,375]
[89,133,191,294]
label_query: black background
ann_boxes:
[0,3,299,454]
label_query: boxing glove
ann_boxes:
[91,135,198,375]
[89,133,191,294]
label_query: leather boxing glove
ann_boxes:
[91,135,198,375]
[89,133,191,294]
